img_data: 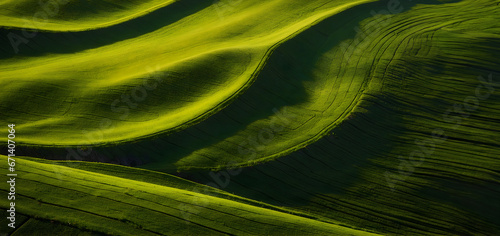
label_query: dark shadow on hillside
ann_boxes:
[0,0,212,59]
[186,94,403,205]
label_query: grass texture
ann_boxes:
[1,0,499,235]
[0,155,378,235]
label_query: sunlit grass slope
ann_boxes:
[0,155,378,235]
[0,0,375,147]
[0,0,176,31]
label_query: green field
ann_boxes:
[1,0,500,235]
[1,155,381,235]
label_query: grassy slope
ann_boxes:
[155,0,415,170]
[0,0,176,31]
[0,0,375,147]
[19,155,317,216]
[186,0,500,235]
[0,155,378,235]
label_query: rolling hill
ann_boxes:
[1,0,500,235]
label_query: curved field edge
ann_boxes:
[19,155,316,219]
[106,0,380,156]
[151,0,500,172]
[0,0,377,147]
[0,0,177,32]
[0,155,379,235]
[139,0,455,171]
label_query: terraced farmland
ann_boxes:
[1,0,500,235]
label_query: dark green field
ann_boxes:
[1,0,500,235]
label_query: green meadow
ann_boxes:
[1,0,499,235]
